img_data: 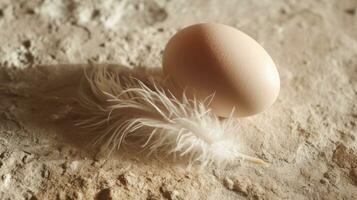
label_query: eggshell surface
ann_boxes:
[163,23,280,117]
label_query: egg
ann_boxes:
[162,23,280,117]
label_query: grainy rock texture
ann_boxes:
[0,0,356,199]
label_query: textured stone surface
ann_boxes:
[0,0,356,199]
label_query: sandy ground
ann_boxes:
[0,0,357,199]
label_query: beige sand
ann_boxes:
[0,0,356,199]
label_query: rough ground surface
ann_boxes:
[0,0,356,199]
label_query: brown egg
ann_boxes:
[162,23,280,117]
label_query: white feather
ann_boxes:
[76,66,265,167]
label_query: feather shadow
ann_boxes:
[0,63,265,167]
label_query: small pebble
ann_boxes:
[96,188,112,200]
[320,178,328,184]
[69,161,79,171]
[66,191,83,200]
[248,183,265,199]
[117,172,136,186]
[117,174,128,186]
[323,170,340,185]
[233,178,250,196]
[1,174,11,188]
[223,177,234,190]
[160,185,182,200]
[147,189,160,200]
